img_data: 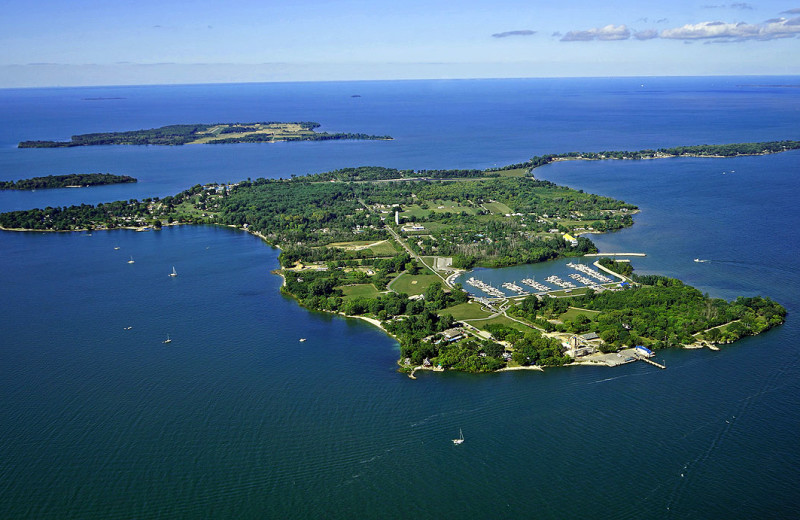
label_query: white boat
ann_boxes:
[163,334,172,344]
[128,256,135,264]
[169,266,177,277]
[453,429,464,445]
[299,338,307,342]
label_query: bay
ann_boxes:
[1,77,799,519]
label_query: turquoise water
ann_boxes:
[1,78,799,518]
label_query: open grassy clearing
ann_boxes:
[560,307,602,321]
[437,301,493,320]
[401,200,481,219]
[548,287,593,297]
[390,273,442,295]
[482,201,513,215]
[495,167,528,177]
[475,315,537,332]
[339,284,382,300]
[399,205,430,219]
[367,241,400,256]
[327,240,378,248]
[401,221,448,233]
[190,123,313,144]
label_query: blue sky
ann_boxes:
[1,0,799,87]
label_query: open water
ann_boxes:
[1,78,799,519]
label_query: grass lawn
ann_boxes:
[367,240,399,256]
[403,200,481,217]
[475,316,537,333]
[438,302,493,320]
[560,307,602,321]
[339,284,382,300]
[404,221,448,233]
[483,201,513,215]
[390,273,442,295]
[495,167,528,178]
[550,287,593,297]
[328,240,376,248]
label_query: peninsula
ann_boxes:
[0,140,788,373]
[0,173,136,190]
[18,122,392,148]
[498,139,800,172]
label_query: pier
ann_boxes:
[637,356,666,369]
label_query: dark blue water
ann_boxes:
[1,78,799,519]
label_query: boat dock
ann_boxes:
[637,355,666,369]
[466,277,505,298]
[521,278,550,292]
[545,275,576,289]
[501,282,528,295]
[567,262,613,283]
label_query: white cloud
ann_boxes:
[633,29,659,40]
[660,18,800,40]
[561,24,630,41]
[492,30,536,38]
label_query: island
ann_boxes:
[0,140,788,373]
[0,173,136,190]
[17,122,392,148]
[497,139,800,172]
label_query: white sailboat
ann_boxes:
[128,256,135,264]
[163,334,172,344]
[453,429,464,445]
[169,266,177,277]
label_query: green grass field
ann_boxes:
[482,201,513,215]
[495,167,528,177]
[328,240,376,248]
[438,302,493,320]
[549,287,593,297]
[401,200,481,219]
[339,284,382,300]
[390,273,442,295]
[475,316,537,333]
[367,240,399,256]
[560,307,602,321]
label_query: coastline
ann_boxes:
[0,222,186,233]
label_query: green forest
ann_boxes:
[0,144,788,373]
[493,139,800,172]
[18,121,391,147]
[0,173,136,190]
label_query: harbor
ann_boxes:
[459,259,625,299]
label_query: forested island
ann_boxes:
[18,122,392,148]
[0,142,788,373]
[0,173,136,190]
[496,139,800,172]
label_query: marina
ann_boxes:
[501,282,528,295]
[567,262,613,283]
[521,278,551,292]
[466,277,505,298]
[545,275,577,289]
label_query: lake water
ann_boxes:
[1,78,799,519]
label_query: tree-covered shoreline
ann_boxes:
[0,173,136,190]
[492,139,800,172]
[18,121,392,148]
[0,145,788,373]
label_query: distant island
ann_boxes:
[495,140,800,172]
[0,140,788,373]
[18,122,393,148]
[0,173,136,190]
